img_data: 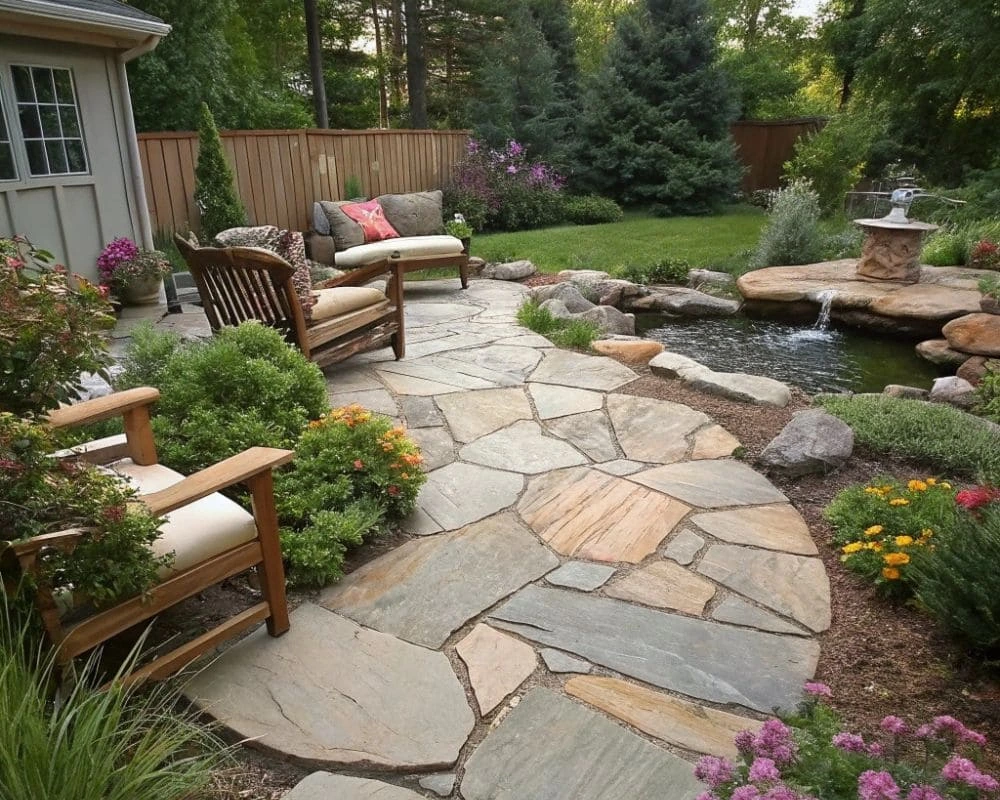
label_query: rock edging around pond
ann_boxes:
[649,352,792,408]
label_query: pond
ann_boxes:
[636,313,944,395]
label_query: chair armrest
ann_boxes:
[141,447,294,516]
[46,387,161,430]
[5,528,87,559]
[315,258,401,289]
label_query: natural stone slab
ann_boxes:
[435,387,531,443]
[685,370,791,407]
[377,371,474,396]
[711,595,808,636]
[595,459,645,475]
[566,675,763,759]
[419,773,457,797]
[540,648,592,674]
[689,504,816,555]
[629,287,739,317]
[441,345,544,383]
[531,282,596,312]
[605,560,716,615]
[490,586,818,713]
[407,426,455,471]
[399,395,443,428]
[545,561,616,591]
[285,773,426,800]
[184,604,474,769]
[759,409,854,476]
[606,393,710,463]
[323,513,556,647]
[916,338,970,366]
[482,259,536,280]
[697,544,830,632]
[630,460,787,508]
[328,388,398,417]
[663,528,705,565]
[691,425,741,459]
[884,384,930,400]
[545,411,619,461]
[325,365,383,393]
[405,302,479,328]
[460,688,703,800]
[592,339,664,363]
[528,384,604,419]
[404,462,523,534]
[529,349,636,391]
[457,624,537,715]
[460,420,587,474]
[519,467,690,563]
[871,283,983,320]
[493,332,553,348]
[648,351,710,379]
[579,305,636,336]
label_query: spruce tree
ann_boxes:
[574,0,742,214]
[193,102,246,239]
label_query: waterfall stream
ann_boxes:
[814,290,837,330]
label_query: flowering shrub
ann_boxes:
[444,138,567,232]
[695,683,997,800]
[97,237,171,293]
[0,235,114,415]
[968,239,1000,271]
[825,477,958,597]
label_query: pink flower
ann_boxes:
[5,255,23,270]
[867,742,885,758]
[752,719,798,765]
[857,770,901,800]
[832,732,867,753]
[695,793,719,800]
[880,716,907,736]
[803,682,832,698]
[956,486,1000,510]
[941,755,1000,791]
[695,756,735,789]
[734,729,756,753]
[906,788,944,800]
[733,787,761,800]
[748,758,781,783]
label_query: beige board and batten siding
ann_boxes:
[0,34,142,282]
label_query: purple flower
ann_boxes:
[695,793,719,800]
[906,787,944,800]
[868,742,885,758]
[466,139,479,154]
[914,724,934,739]
[749,758,781,783]
[506,164,517,174]
[803,682,832,698]
[507,140,523,157]
[734,729,756,753]
[857,769,901,800]
[941,755,1000,790]
[880,716,907,736]
[752,719,798,765]
[694,755,735,789]
[733,787,761,800]
[832,732,868,753]
[763,788,811,800]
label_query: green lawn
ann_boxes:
[471,206,766,275]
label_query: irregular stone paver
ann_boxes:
[325,365,383,393]
[544,411,619,461]
[595,458,645,476]
[377,370,476,396]
[404,462,523,534]
[606,394,709,463]
[541,648,592,674]
[528,384,604,419]
[663,528,705,566]
[460,688,702,800]
[712,595,808,637]
[565,676,763,760]
[285,773,426,800]
[435,387,532,443]
[698,545,831,633]
[460,421,587,474]
[322,514,557,648]
[604,560,716,615]
[529,349,637,391]
[403,332,496,359]
[545,561,616,591]
[690,504,817,555]
[691,424,741,459]
[328,388,398,417]
[408,426,455,471]
[184,604,474,769]
[630,460,788,508]
[444,345,543,382]
[457,624,537,715]
[406,302,479,328]
[376,359,504,393]
[399,395,443,428]
[419,774,457,797]
[493,332,553,348]
[490,586,819,713]
[519,467,690,563]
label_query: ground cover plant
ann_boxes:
[516,299,601,349]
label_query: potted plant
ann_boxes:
[97,237,172,305]
[979,273,1000,315]
[445,213,474,255]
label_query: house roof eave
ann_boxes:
[0,0,171,42]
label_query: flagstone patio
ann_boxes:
[162,279,831,799]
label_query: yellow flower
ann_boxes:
[865,487,881,495]
[864,525,884,537]
[925,477,937,485]
[864,542,881,551]
[889,498,910,506]
[895,535,914,547]
[884,552,910,566]
[921,528,933,537]
[907,479,928,492]
[882,567,901,581]
[842,542,864,554]
[881,485,894,493]
[941,482,952,489]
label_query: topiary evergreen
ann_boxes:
[573,0,742,214]
[193,102,246,238]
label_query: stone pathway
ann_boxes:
[172,279,831,799]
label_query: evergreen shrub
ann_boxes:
[564,195,623,225]
[613,258,690,285]
[193,103,246,239]
[749,179,825,268]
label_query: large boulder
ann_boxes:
[628,288,739,317]
[579,305,636,336]
[539,299,574,320]
[883,384,929,400]
[686,371,791,408]
[688,269,735,289]
[592,339,664,364]
[482,260,537,281]
[649,352,710,380]
[532,283,596,313]
[942,313,1000,357]
[558,269,610,288]
[929,376,977,409]
[957,356,991,387]
[594,279,648,307]
[759,410,854,477]
[915,339,969,366]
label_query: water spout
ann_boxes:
[814,290,836,330]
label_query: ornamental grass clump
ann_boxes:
[516,299,601,350]
[695,683,997,800]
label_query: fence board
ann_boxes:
[731,118,825,193]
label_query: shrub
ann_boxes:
[749,179,825,268]
[0,236,114,415]
[921,229,967,266]
[814,394,1000,483]
[193,102,246,239]
[821,225,863,260]
[968,238,1000,271]
[975,360,1000,423]
[278,505,382,589]
[516,300,601,349]
[613,258,690,285]
[824,477,958,598]
[563,195,623,226]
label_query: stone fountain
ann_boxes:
[853,185,937,283]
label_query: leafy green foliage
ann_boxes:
[975,361,1000,423]
[193,103,246,239]
[563,195,623,225]
[921,229,967,267]
[815,393,1000,483]
[0,236,114,416]
[749,179,824,268]
[278,505,382,588]
[516,300,601,349]
[613,258,690,285]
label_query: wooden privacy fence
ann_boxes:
[731,118,826,193]
[138,128,471,235]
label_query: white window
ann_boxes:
[0,91,15,180]
[11,65,88,177]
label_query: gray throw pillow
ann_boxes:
[377,190,445,237]
[316,200,366,250]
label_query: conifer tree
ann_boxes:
[574,0,742,214]
[193,103,247,239]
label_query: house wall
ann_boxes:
[0,34,142,282]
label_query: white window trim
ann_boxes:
[0,82,17,182]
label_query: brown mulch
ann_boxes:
[520,273,562,288]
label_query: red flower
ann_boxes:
[5,256,23,270]
[353,459,364,470]
[387,485,400,496]
[101,504,127,523]
[956,486,1000,510]
[97,284,111,298]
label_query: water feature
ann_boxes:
[637,313,943,395]
[813,290,836,330]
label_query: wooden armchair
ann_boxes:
[0,387,293,684]
[175,234,406,367]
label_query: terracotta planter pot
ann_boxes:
[123,275,163,305]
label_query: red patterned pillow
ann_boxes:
[340,200,400,243]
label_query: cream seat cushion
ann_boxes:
[334,234,464,268]
[310,286,387,322]
[110,459,258,578]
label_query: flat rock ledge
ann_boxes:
[650,352,791,407]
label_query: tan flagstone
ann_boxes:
[690,425,741,459]
[690,504,817,555]
[604,560,716,615]
[435,387,532,443]
[457,624,537,715]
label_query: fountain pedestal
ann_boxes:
[853,218,937,283]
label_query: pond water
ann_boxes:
[637,313,944,395]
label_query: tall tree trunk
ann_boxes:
[372,0,389,127]
[404,0,428,128]
[304,0,329,128]
[838,0,866,109]
[390,0,405,110]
